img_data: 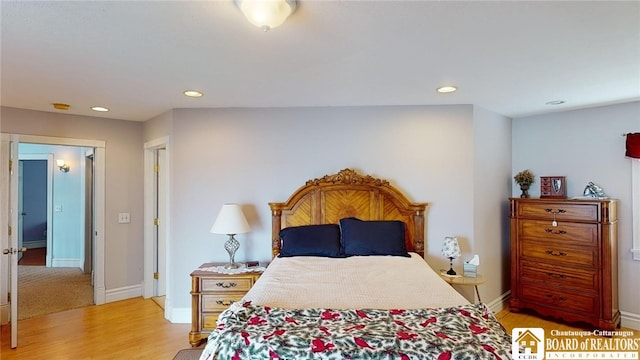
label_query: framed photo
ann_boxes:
[540,176,566,198]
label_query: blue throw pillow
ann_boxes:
[278,224,343,258]
[339,217,409,257]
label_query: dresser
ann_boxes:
[189,263,263,347]
[509,198,619,330]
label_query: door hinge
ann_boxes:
[153,218,159,226]
[8,160,12,172]
[154,164,159,173]
[7,292,10,302]
[8,226,11,236]
[154,272,159,280]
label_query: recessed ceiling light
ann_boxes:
[184,90,203,98]
[436,86,457,93]
[91,106,109,112]
[545,100,566,105]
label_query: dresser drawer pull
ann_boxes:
[215,282,237,289]
[545,228,567,235]
[215,300,235,306]
[545,250,567,257]
[546,272,566,279]
[544,208,567,214]
[545,294,567,302]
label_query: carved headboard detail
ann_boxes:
[269,169,428,259]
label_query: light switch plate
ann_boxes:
[118,212,130,224]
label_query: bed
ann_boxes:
[200,169,512,360]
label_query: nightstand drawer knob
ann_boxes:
[216,300,235,306]
[215,282,237,289]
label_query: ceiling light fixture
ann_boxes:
[436,86,457,93]
[183,90,204,98]
[235,0,297,32]
[91,106,109,112]
[545,100,566,105]
[52,103,70,111]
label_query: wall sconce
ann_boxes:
[56,159,70,173]
[235,0,296,32]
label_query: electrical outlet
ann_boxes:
[118,212,131,224]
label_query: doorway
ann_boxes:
[143,137,170,315]
[1,133,106,347]
[18,155,53,267]
[16,144,94,319]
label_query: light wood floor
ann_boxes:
[1,297,191,359]
[1,298,637,359]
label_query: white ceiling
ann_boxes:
[1,1,639,122]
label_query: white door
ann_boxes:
[17,160,23,261]
[157,148,167,296]
[1,138,24,348]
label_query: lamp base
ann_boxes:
[446,267,457,276]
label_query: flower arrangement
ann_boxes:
[513,169,535,186]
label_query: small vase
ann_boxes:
[519,184,530,198]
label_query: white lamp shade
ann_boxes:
[210,204,251,235]
[236,0,296,31]
[441,236,461,258]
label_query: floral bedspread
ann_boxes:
[199,301,512,360]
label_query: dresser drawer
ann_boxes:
[520,284,598,316]
[520,241,596,268]
[520,260,597,291]
[202,277,254,292]
[203,293,245,311]
[516,202,599,222]
[519,220,598,246]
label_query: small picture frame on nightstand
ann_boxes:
[540,176,566,198]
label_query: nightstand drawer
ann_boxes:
[520,220,597,246]
[202,277,254,292]
[203,293,245,311]
[520,241,596,268]
[520,260,597,291]
[202,312,220,330]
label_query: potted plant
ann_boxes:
[514,169,535,198]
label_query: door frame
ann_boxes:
[143,137,170,314]
[18,154,54,266]
[0,134,106,323]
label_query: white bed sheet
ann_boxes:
[242,252,468,310]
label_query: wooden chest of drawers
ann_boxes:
[189,264,262,347]
[509,198,619,330]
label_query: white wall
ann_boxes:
[473,106,512,305]
[512,100,640,329]
[166,105,512,312]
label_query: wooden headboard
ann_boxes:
[269,169,428,259]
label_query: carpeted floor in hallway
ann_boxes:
[18,265,94,319]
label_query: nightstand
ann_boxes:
[189,263,265,347]
[440,273,487,303]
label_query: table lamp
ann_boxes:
[210,204,251,269]
[441,236,461,275]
